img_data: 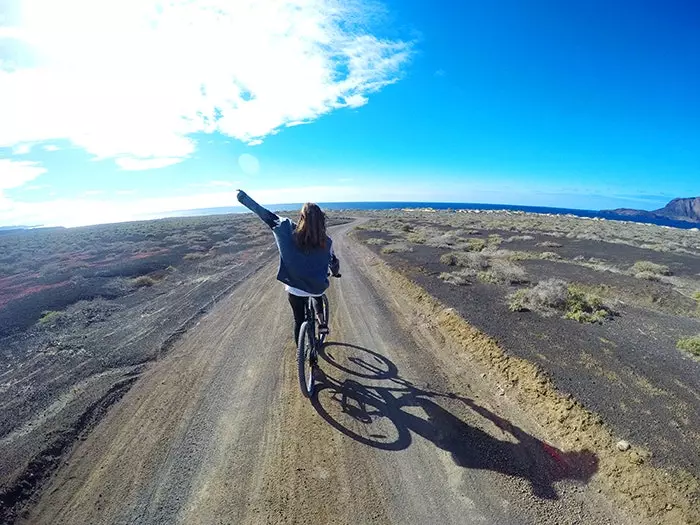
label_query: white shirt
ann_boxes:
[285,284,323,297]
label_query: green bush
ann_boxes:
[564,285,610,323]
[465,238,486,252]
[631,261,671,276]
[676,335,700,356]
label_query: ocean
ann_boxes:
[185,202,699,230]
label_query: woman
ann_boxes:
[236,190,340,343]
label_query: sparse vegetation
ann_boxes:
[184,252,209,260]
[39,310,65,325]
[487,234,502,246]
[539,251,561,261]
[631,260,671,277]
[465,238,486,252]
[440,251,488,269]
[477,259,529,285]
[381,243,413,254]
[564,285,611,323]
[133,275,157,288]
[676,335,700,356]
[505,235,534,243]
[406,232,426,244]
[365,238,387,245]
[537,240,563,248]
[634,270,661,281]
[508,279,611,323]
[439,269,476,285]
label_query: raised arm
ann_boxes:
[236,190,280,229]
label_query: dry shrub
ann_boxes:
[631,260,671,276]
[365,238,387,245]
[539,251,562,261]
[133,275,157,288]
[184,252,209,260]
[478,259,528,285]
[634,270,661,281]
[439,268,476,286]
[537,240,563,248]
[381,243,413,254]
[440,252,489,270]
[508,278,569,313]
[508,279,611,323]
[505,235,535,243]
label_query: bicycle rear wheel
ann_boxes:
[297,321,315,397]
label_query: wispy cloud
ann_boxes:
[1,0,412,170]
[43,144,60,152]
[0,159,46,191]
[11,143,32,155]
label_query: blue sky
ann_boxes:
[1,0,698,226]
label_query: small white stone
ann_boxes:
[616,440,631,452]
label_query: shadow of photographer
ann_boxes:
[312,342,598,501]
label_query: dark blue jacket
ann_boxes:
[237,191,340,295]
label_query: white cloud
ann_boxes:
[1,0,412,170]
[206,180,238,188]
[0,185,366,227]
[116,157,183,171]
[12,143,32,155]
[43,144,59,151]
[0,159,46,190]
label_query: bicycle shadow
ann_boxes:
[311,342,598,501]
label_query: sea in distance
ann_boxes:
[176,202,699,230]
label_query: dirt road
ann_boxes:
[22,222,630,525]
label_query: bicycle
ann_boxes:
[297,274,339,397]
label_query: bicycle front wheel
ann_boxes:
[297,321,315,397]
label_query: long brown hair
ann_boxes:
[294,202,327,250]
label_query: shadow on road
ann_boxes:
[312,342,598,501]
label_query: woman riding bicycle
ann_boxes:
[236,190,340,343]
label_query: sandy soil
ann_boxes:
[11,221,634,525]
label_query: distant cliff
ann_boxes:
[603,197,700,224]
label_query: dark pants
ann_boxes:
[288,294,323,343]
